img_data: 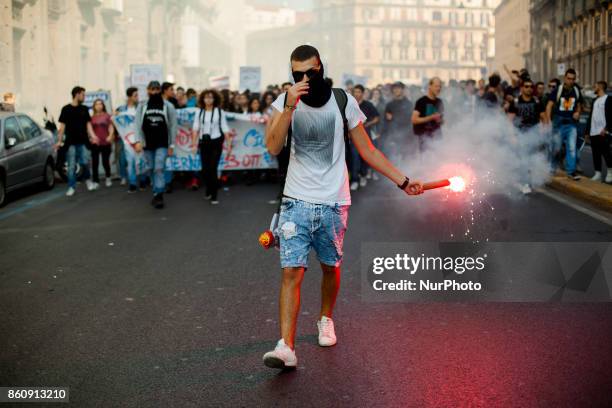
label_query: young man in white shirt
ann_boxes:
[262,45,423,369]
[589,80,612,183]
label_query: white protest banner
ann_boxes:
[165,107,201,171]
[84,90,113,112]
[130,64,163,99]
[112,112,149,174]
[239,66,261,92]
[219,113,277,171]
[557,63,566,76]
[209,75,230,90]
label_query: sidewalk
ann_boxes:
[547,171,612,213]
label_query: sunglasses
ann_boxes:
[292,67,320,83]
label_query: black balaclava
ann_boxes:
[299,64,332,108]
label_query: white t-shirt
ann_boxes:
[192,108,229,140]
[590,95,608,136]
[272,91,366,205]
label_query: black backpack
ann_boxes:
[282,88,350,149]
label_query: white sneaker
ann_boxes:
[372,173,379,181]
[317,316,337,347]
[359,178,367,188]
[591,171,602,181]
[66,187,75,197]
[263,339,297,369]
[366,169,372,179]
[520,184,532,195]
[85,180,95,191]
[350,181,359,191]
[120,178,127,186]
[211,200,219,205]
[105,178,112,187]
[605,172,612,184]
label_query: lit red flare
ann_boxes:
[423,176,467,193]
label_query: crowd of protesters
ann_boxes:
[53,67,611,208]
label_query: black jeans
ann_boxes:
[590,134,612,172]
[200,137,224,200]
[91,144,112,182]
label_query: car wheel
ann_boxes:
[43,160,55,190]
[0,175,6,207]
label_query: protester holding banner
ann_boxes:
[90,99,115,188]
[191,89,230,205]
[115,87,140,186]
[136,81,177,209]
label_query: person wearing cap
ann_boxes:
[135,81,177,209]
[384,81,414,160]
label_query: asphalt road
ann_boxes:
[1,178,611,407]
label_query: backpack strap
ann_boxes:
[217,107,224,137]
[332,88,349,144]
[283,92,292,147]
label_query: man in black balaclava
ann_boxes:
[262,45,423,370]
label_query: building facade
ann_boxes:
[312,0,502,86]
[530,0,612,85]
[555,0,612,86]
[1,0,222,119]
[492,0,530,73]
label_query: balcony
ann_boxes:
[101,0,122,16]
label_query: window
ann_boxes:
[383,46,392,60]
[3,117,25,144]
[364,29,370,40]
[417,48,425,60]
[594,16,600,43]
[608,12,612,39]
[572,27,577,49]
[433,11,441,22]
[16,116,41,141]
[432,31,441,47]
[449,48,458,61]
[399,47,409,60]
[582,23,588,48]
[433,48,441,61]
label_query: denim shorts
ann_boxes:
[278,197,349,268]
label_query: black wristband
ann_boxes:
[397,176,410,190]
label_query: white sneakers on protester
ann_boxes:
[105,178,112,187]
[263,317,337,369]
[350,181,359,191]
[591,171,602,181]
[85,180,95,191]
[65,187,75,197]
[262,338,297,369]
[317,316,337,347]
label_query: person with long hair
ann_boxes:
[191,89,231,205]
[91,98,115,187]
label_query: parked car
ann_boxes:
[0,111,56,206]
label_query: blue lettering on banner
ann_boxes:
[243,128,265,148]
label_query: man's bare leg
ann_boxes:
[279,266,305,350]
[319,263,340,319]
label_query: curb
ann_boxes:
[547,174,612,213]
